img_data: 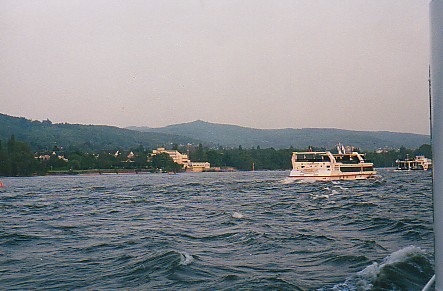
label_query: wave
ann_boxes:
[231,212,244,219]
[281,177,296,184]
[179,251,194,266]
[312,194,330,200]
[329,245,433,290]
[0,232,42,246]
[110,249,196,287]
[0,170,434,290]
[321,254,369,266]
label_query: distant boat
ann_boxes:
[288,150,376,181]
[395,155,432,171]
[0,181,4,188]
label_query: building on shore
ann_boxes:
[152,148,190,165]
[151,147,210,172]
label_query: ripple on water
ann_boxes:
[0,170,434,290]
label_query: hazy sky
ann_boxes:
[0,0,431,134]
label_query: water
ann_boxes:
[0,169,434,290]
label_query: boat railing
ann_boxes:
[296,158,329,163]
[422,275,435,291]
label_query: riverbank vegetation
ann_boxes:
[0,135,432,177]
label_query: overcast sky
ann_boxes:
[0,0,431,134]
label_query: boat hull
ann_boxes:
[288,170,376,181]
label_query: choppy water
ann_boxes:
[0,169,434,290]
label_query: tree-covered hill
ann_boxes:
[0,113,201,151]
[128,120,430,150]
[1,112,430,152]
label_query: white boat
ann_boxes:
[395,155,432,171]
[288,150,376,181]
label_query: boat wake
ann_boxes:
[281,177,296,184]
[280,177,322,184]
[329,245,433,290]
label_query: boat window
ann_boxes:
[297,154,315,162]
[296,154,329,162]
[339,155,360,164]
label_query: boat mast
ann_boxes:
[431,0,443,289]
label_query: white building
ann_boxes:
[151,147,210,172]
[151,148,191,166]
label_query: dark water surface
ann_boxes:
[0,169,434,290]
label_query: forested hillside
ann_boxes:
[0,113,430,152]
[0,113,200,151]
[128,120,430,150]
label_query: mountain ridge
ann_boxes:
[0,113,201,151]
[0,113,430,151]
[127,120,430,150]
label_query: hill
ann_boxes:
[128,120,430,150]
[0,113,429,152]
[0,113,200,151]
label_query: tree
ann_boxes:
[135,144,145,153]
[47,155,68,171]
[0,139,9,175]
[42,118,52,125]
[206,149,223,167]
[1,135,38,176]
[7,134,15,153]
[195,143,207,161]
[134,153,148,168]
[399,146,409,159]
[151,153,181,173]
[415,144,432,158]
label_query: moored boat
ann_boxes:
[288,149,376,181]
[395,155,432,171]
